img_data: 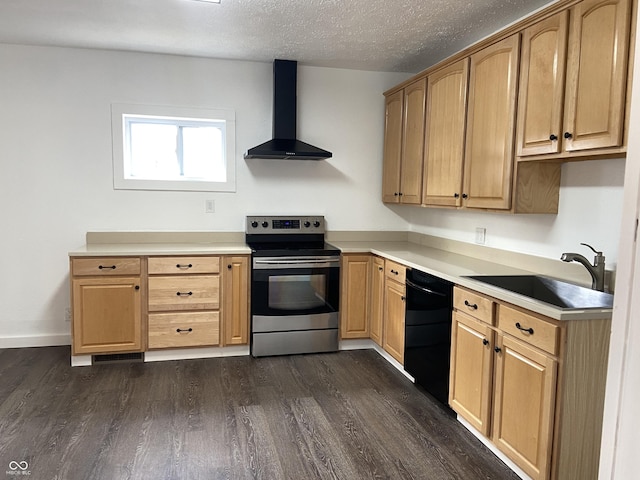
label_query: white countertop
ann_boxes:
[68,235,612,322]
[332,240,613,321]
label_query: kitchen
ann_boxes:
[0,0,638,478]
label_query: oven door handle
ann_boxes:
[253,257,340,269]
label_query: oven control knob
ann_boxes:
[304,221,311,227]
[261,221,269,228]
[313,221,321,227]
[251,221,258,228]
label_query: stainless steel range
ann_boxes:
[246,215,340,357]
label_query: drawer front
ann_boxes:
[72,257,141,276]
[497,304,559,355]
[454,287,494,325]
[148,256,220,275]
[385,260,407,284]
[148,275,220,311]
[148,311,220,349]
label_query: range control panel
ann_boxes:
[246,215,325,234]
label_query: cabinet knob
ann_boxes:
[176,291,193,296]
[549,134,558,141]
[176,263,193,269]
[98,265,116,270]
[227,264,232,270]
[401,296,406,301]
[398,192,403,196]
[453,193,460,198]
[482,338,489,346]
[462,193,468,199]
[394,192,399,196]
[378,266,383,271]
[494,346,502,353]
[135,285,140,290]
[176,328,193,333]
[564,132,573,139]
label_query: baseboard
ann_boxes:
[144,345,249,362]
[339,339,415,382]
[0,334,71,349]
[456,415,531,480]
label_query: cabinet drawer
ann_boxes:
[454,287,494,325]
[148,312,219,349]
[72,257,141,276]
[385,260,407,283]
[497,304,559,355]
[148,256,220,275]
[148,275,220,311]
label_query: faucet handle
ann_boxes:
[580,242,602,255]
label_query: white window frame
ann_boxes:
[111,103,236,192]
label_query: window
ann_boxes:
[111,103,236,192]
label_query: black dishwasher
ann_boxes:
[404,268,453,407]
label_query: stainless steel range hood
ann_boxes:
[244,60,332,160]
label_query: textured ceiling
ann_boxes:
[0,0,555,73]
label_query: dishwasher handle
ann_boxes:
[406,278,448,297]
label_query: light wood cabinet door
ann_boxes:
[492,334,557,480]
[400,78,427,204]
[563,0,631,152]
[222,256,249,345]
[449,311,494,436]
[423,59,469,207]
[382,90,404,203]
[72,276,142,355]
[383,279,405,364]
[517,11,569,156]
[464,34,520,210]
[340,255,371,339]
[369,256,385,346]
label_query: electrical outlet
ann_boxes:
[205,199,215,213]
[475,227,486,245]
[65,307,72,322]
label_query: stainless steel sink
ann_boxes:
[464,275,613,310]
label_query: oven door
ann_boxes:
[251,256,340,318]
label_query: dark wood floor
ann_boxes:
[0,346,518,480]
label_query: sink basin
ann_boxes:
[464,275,613,310]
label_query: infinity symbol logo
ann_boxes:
[8,461,29,471]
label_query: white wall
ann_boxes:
[404,158,625,267]
[0,44,409,345]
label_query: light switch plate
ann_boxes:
[205,199,215,213]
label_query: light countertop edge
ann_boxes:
[333,241,613,322]
[68,242,252,256]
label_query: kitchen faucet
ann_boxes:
[560,243,606,292]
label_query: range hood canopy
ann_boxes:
[244,59,332,160]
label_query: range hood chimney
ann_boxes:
[244,59,332,160]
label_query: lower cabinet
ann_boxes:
[340,254,372,339]
[382,260,406,364]
[71,253,250,356]
[222,255,250,346]
[369,256,385,346]
[71,257,142,355]
[450,286,610,480]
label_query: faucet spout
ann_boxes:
[560,244,606,292]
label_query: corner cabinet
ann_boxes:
[71,257,143,355]
[382,78,426,204]
[340,254,371,338]
[450,286,611,480]
[517,0,632,157]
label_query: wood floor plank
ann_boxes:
[0,347,518,479]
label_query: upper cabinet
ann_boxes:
[423,59,469,207]
[382,78,426,204]
[517,0,632,158]
[382,0,635,213]
[463,35,521,210]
